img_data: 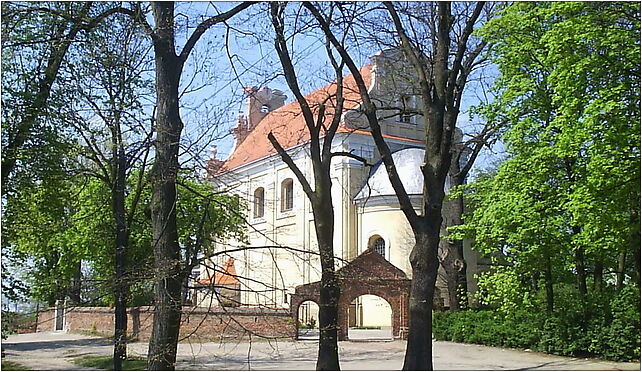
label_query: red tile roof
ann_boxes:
[222,65,373,171]
[221,64,424,171]
[198,257,240,286]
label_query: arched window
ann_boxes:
[368,235,386,258]
[260,104,271,113]
[253,187,264,218]
[281,178,294,212]
[373,237,386,256]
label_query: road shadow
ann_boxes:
[2,337,112,352]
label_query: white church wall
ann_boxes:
[358,295,392,328]
[358,207,415,278]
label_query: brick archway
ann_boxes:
[290,249,412,340]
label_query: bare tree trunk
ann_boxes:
[630,204,640,286]
[616,250,626,290]
[147,3,184,370]
[305,3,487,369]
[69,260,82,305]
[113,150,129,370]
[440,194,467,311]
[313,198,340,370]
[404,229,440,370]
[268,5,346,368]
[143,3,252,368]
[575,248,587,296]
[593,258,603,292]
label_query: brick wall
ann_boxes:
[36,306,296,341]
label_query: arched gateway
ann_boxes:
[290,249,415,340]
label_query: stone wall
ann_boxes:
[36,306,295,341]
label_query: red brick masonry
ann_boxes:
[37,306,296,341]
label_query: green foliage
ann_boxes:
[2,176,85,305]
[433,287,641,361]
[588,287,641,361]
[474,269,535,314]
[433,310,540,349]
[1,311,37,337]
[72,355,146,370]
[176,177,247,262]
[2,170,245,306]
[1,360,31,371]
[455,3,641,343]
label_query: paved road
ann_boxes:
[2,331,640,370]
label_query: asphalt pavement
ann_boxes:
[2,331,640,370]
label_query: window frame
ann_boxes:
[368,234,387,259]
[372,237,386,257]
[280,178,294,213]
[253,187,265,219]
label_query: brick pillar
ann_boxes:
[391,297,401,339]
[337,303,349,341]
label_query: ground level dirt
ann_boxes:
[2,331,640,370]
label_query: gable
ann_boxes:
[198,257,240,286]
[337,248,408,281]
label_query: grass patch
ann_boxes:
[2,360,31,370]
[73,355,146,370]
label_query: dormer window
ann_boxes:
[260,104,271,113]
[399,95,413,123]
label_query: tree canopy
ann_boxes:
[457,1,640,310]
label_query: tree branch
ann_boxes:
[304,2,420,227]
[329,151,373,167]
[446,2,485,101]
[267,132,315,202]
[178,2,255,63]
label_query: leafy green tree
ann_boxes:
[0,2,134,192]
[3,177,83,306]
[3,171,245,307]
[57,11,154,367]
[457,2,640,312]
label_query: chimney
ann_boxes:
[233,86,287,145]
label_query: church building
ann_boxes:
[197,50,481,332]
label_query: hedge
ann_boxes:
[432,286,640,362]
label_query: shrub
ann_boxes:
[1,311,37,337]
[432,289,640,363]
[588,287,641,361]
